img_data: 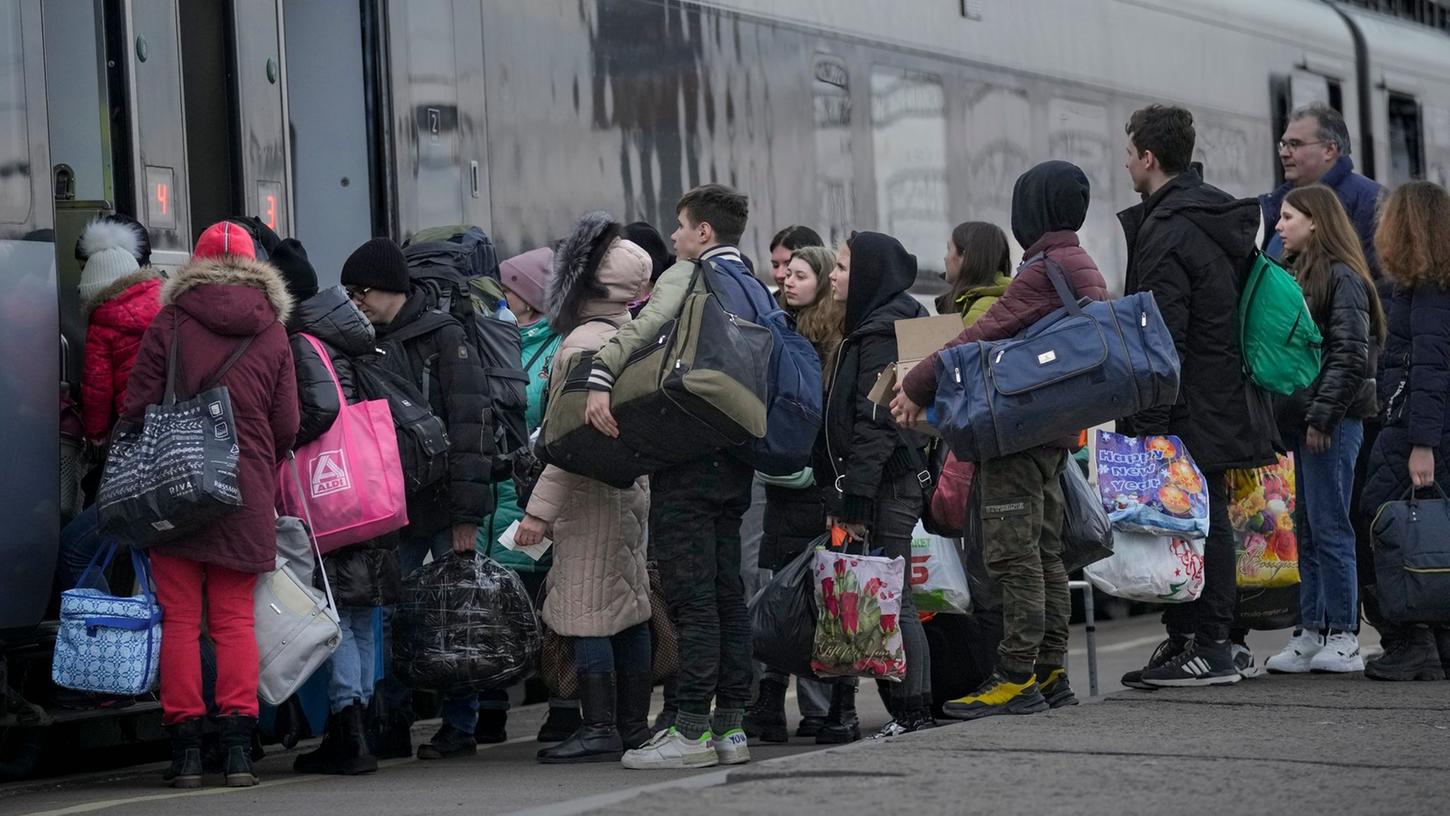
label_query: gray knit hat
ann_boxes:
[77,219,143,305]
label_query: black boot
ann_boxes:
[163,719,204,789]
[1434,627,1450,675]
[475,708,509,744]
[615,671,654,750]
[295,702,378,775]
[218,716,259,787]
[815,681,861,744]
[292,711,341,774]
[912,695,941,730]
[537,672,624,763]
[1366,625,1446,681]
[535,703,580,743]
[742,677,789,743]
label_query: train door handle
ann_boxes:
[470,161,481,198]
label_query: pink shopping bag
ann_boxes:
[277,334,408,553]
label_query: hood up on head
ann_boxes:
[845,231,917,331]
[290,285,377,356]
[549,211,626,335]
[1011,160,1091,250]
[163,254,293,337]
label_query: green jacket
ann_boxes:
[477,318,562,573]
[957,275,1012,327]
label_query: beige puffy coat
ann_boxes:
[528,235,652,637]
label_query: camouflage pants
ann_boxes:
[978,446,1070,676]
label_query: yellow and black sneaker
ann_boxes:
[1035,664,1080,708]
[941,670,1050,721]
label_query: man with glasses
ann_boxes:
[1260,103,1384,274]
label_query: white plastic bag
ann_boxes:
[910,522,971,615]
[1083,531,1205,603]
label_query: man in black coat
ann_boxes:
[1116,105,1277,688]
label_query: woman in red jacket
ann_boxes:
[122,221,299,789]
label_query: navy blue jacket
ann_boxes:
[1260,156,1385,278]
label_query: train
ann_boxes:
[3,0,1448,776]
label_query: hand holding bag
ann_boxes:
[1372,485,1450,625]
[52,541,163,695]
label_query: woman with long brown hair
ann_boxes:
[1361,180,1450,681]
[937,221,1012,324]
[1264,184,1385,675]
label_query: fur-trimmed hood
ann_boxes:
[548,211,649,336]
[163,254,294,337]
[82,267,163,318]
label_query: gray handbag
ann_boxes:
[254,455,342,705]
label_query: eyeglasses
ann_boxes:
[1278,139,1326,152]
[346,286,372,302]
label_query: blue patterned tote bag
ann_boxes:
[52,541,163,695]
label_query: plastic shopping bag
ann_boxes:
[1228,454,1301,589]
[1084,532,1205,603]
[748,542,821,677]
[811,544,906,681]
[1095,431,1210,539]
[1060,461,1114,572]
[909,523,971,615]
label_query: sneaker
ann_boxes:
[1310,632,1365,673]
[713,728,751,765]
[941,671,1050,720]
[1232,643,1264,679]
[620,728,718,770]
[1141,640,1242,687]
[1036,666,1080,708]
[416,724,478,760]
[1265,629,1324,674]
[1122,637,1189,690]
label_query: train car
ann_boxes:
[3,0,1448,777]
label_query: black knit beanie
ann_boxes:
[341,238,410,293]
[271,238,318,302]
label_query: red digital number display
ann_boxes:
[144,165,176,229]
[257,181,283,234]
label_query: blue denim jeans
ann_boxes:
[573,622,651,674]
[1295,419,1364,632]
[329,606,379,712]
[57,504,107,593]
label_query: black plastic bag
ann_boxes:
[394,553,542,692]
[748,540,820,678]
[1060,460,1114,573]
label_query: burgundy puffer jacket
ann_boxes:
[122,255,299,574]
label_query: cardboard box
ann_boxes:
[867,314,964,410]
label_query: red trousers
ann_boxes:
[150,552,259,723]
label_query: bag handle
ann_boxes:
[300,333,347,408]
[72,538,161,614]
[1400,482,1448,506]
[286,451,338,613]
[1035,253,1084,317]
[164,312,258,404]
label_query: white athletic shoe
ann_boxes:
[1232,643,1265,679]
[1265,629,1324,674]
[1310,632,1365,673]
[620,728,718,770]
[713,728,751,765]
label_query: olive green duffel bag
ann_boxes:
[540,263,771,488]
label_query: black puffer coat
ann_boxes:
[1362,282,1450,515]
[818,232,928,525]
[1277,262,1378,435]
[375,291,494,534]
[1117,171,1278,472]
[286,286,402,608]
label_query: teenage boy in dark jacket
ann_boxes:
[1116,105,1277,688]
[341,237,494,760]
[894,161,1109,718]
[585,185,759,770]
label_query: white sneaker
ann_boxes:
[1232,643,1265,679]
[621,728,718,770]
[714,728,751,765]
[1265,629,1324,674]
[1310,632,1365,673]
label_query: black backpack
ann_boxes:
[403,233,529,476]
[352,355,450,495]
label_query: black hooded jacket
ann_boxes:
[1117,171,1277,472]
[818,232,928,524]
[1277,262,1379,435]
[288,286,377,447]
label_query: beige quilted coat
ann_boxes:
[527,237,652,637]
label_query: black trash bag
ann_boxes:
[1061,459,1114,573]
[748,539,821,678]
[394,553,542,692]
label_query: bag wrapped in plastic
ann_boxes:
[1084,532,1204,603]
[810,544,906,681]
[1060,461,1114,573]
[1228,454,1301,589]
[1095,431,1210,539]
[748,541,820,678]
[909,523,971,615]
[394,553,542,692]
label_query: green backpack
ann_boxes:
[1238,252,1323,395]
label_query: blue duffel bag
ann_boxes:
[931,254,1180,462]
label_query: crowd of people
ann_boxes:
[56,100,1450,788]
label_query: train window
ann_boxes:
[0,2,32,224]
[871,65,947,277]
[1388,92,1425,185]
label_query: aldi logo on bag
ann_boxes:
[309,450,352,498]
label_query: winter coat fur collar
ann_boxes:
[162,254,294,326]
